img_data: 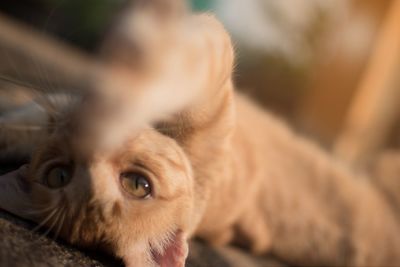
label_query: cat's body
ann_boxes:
[189,92,400,266]
[1,2,400,267]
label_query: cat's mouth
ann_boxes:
[151,230,188,267]
[0,166,35,220]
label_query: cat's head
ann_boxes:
[30,123,195,266]
[0,92,197,266]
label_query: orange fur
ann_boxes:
[1,3,400,267]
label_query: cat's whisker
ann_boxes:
[24,205,56,216]
[41,208,62,240]
[31,207,58,233]
[53,207,66,241]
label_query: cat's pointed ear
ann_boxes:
[123,231,188,267]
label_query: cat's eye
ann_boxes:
[44,166,72,189]
[121,172,152,199]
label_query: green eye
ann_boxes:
[121,172,152,199]
[44,166,72,189]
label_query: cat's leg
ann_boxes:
[97,5,236,153]
[100,0,236,140]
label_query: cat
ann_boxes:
[1,1,400,267]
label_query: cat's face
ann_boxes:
[0,126,194,266]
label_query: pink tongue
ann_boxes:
[153,231,187,267]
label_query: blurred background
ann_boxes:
[0,0,399,166]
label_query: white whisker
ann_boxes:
[42,208,62,239]
[23,205,56,216]
[32,207,58,233]
[53,207,66,241]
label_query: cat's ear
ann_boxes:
[123,231,188,267]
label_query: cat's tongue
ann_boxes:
[151,231,188,267]
[0,166,34,220]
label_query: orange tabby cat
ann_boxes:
[1,1,400,267]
